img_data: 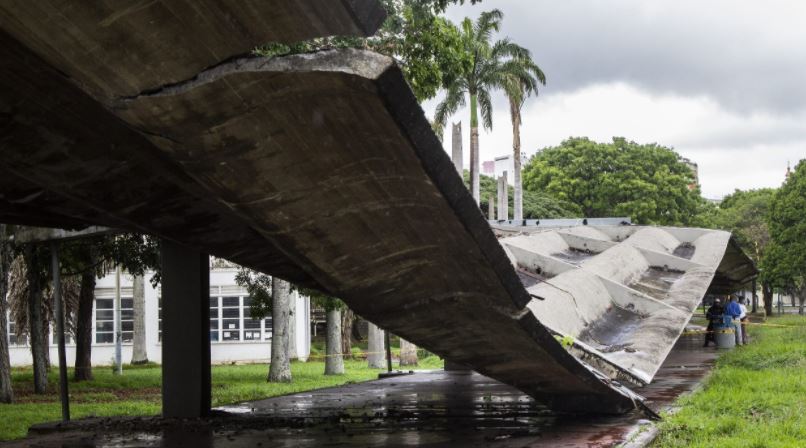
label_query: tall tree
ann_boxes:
[340,308,356,360]
[72,246,97,381]
[70,234,159,381]
[501,58,545,221]
[130,274,148,364]
[399,338,418,366]
[367,322,386,369]
[296,287,347,375]
[703,188,777,314]
[23,246,48,393]
[0,225,13,403]
[434,9,533,205]
[523,137,704,225]
[268,279,292,382]
[762,160,806,314]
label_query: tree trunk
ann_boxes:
[0,225,13,403]
[367,322,385,369]
[340,308,355,359]
[762,281,773,316]
[451,121,463,176]
[25,246,48,394]
[131,274,148,364]
[798,282,806,316]
[324,309,344,375]
[74,249,97,381]
[268,278,292,383]
[510,98,524,222]
[399,338,418,367]
[469,93,480,205]
[288,289,297,360]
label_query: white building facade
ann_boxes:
[7,268,311,366]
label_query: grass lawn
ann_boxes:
[0,351,443,441]
[653,315,806,448]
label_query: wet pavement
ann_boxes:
[5,335,719,448]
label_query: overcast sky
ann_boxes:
[421,0,806,199]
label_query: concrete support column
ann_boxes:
[451,122,463,176]
[161,240,211,418]
[497,171,508,221]
[488,195,495,220]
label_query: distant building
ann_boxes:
[7,268,312,366]
[482,160,495,175]
[493,155,515,184]
[680,157,699,191]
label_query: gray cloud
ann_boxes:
[446,0,806,114]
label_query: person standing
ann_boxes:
[738,298,749,344]
[704,298,724,347]
[724,295,743,346]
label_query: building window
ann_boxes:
[95,297,133,344]
[121,298,134,343]
[209,297,219,342]
[243,297,261,341]
[8,319,27,346]
[95,298,114,343]
[221,296,240,341]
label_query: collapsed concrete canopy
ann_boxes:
[0,2,755,415]
[494,224,757,386]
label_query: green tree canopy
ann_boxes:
[522,137,703,225]
[704,188,776,265]
[762,160,806,300]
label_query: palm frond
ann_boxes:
[434,83,467,135]
[474,9,503,43]
[477,87,494,131]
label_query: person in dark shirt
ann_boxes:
[704,298,724,347]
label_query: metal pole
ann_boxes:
[385,330,393,373]
[50,242,70,421]
[751,279,758,313]
[114,265,122,375]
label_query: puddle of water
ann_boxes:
[629,267,685,301]
[672,243,695,259]
[550,248,595,266]
[578,306,645,349]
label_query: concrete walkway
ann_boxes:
[5,334,720,448]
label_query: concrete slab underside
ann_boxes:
[0,2,643,412]
[9,336,719,448]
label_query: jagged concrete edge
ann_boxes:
[369,56,643,411]
[117,49,394,102]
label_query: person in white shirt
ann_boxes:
[738,299,749,344]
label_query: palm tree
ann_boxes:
[434,9,536,205]
[501,59,545,222]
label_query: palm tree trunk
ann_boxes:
[131,274,148,364]
[399,338,418,366]
[74,250,96,381]
[367,322,385,369]
[25,246,48,394]
[469,93,480,205]
[324,308,344,375]
[268,278,292,382]
[0,226,13,403]
[510,98,524,222]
